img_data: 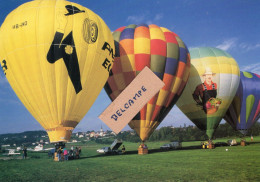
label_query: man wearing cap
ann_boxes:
[192,67,217,113]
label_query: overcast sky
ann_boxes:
[0,0,259,134]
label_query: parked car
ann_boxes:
[160,141,182,150]
[97,147,112,154]
[170,141,182,149]
[96,139,123,154]
[160,144,172,150]
[227,139,237,146]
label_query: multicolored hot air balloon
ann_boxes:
[176,47,240,140]
[104,24,190,142]
[224,71,260,135]
[0,0,114,143]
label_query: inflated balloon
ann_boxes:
[224,71,260,135]
[104,24,190,141]
[0,0,114,143]
[176,47,240,139]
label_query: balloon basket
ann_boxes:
[138,148,148,155]
[240,140,246,146]
[138,143,148,155]
[208,143,215,149]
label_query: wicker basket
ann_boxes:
[241,140,246,146]
[138,148,148,155]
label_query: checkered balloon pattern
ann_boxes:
[104,24,190,141]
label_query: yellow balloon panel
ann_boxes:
[0,0,114,143]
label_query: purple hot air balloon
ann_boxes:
[224,71,260,135]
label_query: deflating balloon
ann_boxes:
[176,47,240,139]
[0,0,114,143]
[224,71,260,135]
[104,24,190,141]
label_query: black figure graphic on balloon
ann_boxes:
[47,5,85,94]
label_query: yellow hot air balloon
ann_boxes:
[176,47,240,142]
[0,0,114,143]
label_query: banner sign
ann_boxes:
[99,67,165,134]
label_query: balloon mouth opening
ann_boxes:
[239,129,247,136]
[46,127,74,143]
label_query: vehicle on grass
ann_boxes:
[227,139,237,146]
[160,144,172,150]
[160,141,182,150]
[2,149,20,156]
[97,139,123,154]
[27,144,54,152]
[97,147,112,154]
[170,141,182,149]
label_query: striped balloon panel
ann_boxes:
[253,73,260,121]
[105,24,190,141]
[225,72,260,134]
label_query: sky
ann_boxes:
[0,0,260,134]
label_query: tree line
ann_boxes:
[116,122,260,142]
[1,122,260,146]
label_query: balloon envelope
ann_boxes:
[0,0,114,143]
[224,71,260,135]
[176,47,240,139]
[104,24,190,141]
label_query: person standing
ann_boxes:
[57,147,62,161]
[78,147,81,155]
[22,146,27,159]
[75,147,79,159]
[63,147,68,161]
[122,145,126,154]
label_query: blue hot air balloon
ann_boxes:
[224,71,260,135]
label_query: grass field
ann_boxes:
[1,136,260,182]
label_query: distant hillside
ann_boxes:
[1,121,260,147]
[0,130,47,146]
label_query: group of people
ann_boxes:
[139,143,148,149]
[56,146,81,161]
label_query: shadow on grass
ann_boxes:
[244,141,260,145]
[76,145,203,160]
[64,141,260,161]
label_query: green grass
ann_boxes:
[1,137,260,182]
